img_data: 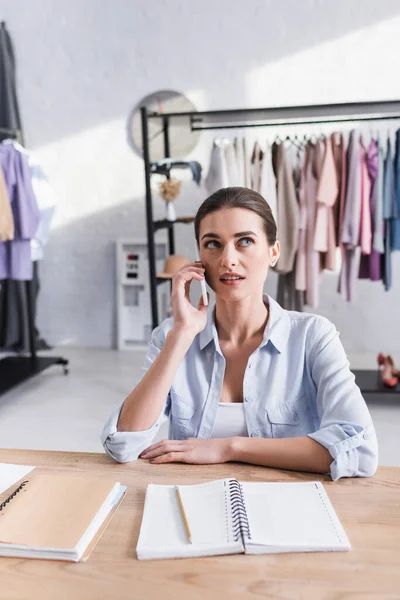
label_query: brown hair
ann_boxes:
[194,187,277,246]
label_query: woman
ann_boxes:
[102,187,378,480]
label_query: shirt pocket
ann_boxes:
[170,391,198,437]
[267,402,300,439]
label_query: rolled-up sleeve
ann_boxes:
[101,321,172,463]
[307,319,378,481]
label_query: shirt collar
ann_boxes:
[199,294,291,353]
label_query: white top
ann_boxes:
[211,402,248,438]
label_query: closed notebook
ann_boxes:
[136,479,351,560]
[0,473,126,561]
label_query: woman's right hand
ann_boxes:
[170,262,209,336]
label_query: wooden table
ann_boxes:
[0,449,399,600]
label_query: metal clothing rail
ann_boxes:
[141,100,400,331]
[0,131,69,396]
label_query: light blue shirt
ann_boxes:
[102,296,378,481]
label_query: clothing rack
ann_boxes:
[0,128,69,396]
[141,99,400,332]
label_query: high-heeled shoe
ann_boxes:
[377,353,399,388]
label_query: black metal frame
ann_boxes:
[0,127,69,395]
[141,100,400,330]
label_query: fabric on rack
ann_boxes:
[372,141,385,255]
[204,139,229,195]
[233,138,246,187]
[259,141,278,226]
[276,257,305,311]
[0,276,29,349]
[331,133,346,247]
[382,138,395,291]
[314,137,338,270]
[272,142,299,275]
[0,143,39,280]
[225,142,240,187]
[150,159,202,185]
[359,138,372,255]
[0,22,23,134]
[359,139,381,281]
[29,161,57,261]
[305,140,325,308]
[295,146,307,292]
[4,139,57,261]
[242,138,251,188]
[0,164,14,241]
[338,131,361,302]
[277,142,304,311]
[250,142,263,192]
[392,129,400,250]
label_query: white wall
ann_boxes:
[0,0,400,352]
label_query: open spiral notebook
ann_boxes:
[136,478,351,560]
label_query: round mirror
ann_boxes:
[127,90,200,162]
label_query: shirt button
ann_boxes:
[363,433,369,440]
[244,396,252,403]
[250,431,259,437]
[248,363,252,369]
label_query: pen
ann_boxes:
[193,239,208,306]
[175,486,192,544]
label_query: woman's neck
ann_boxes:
[215,295,269,346]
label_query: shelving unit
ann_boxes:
[141,99,400,330]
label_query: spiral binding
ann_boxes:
[228,479,251,542]
[0,480,29,512]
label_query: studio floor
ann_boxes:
[0,347,399,466]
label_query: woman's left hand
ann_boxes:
[139,438,233,464]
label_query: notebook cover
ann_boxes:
[0,474,118,549]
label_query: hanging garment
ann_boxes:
[314,137,338,270]
[373,140,385,255]
[382,138,396,291]
[277,257,305,311]
[392,129,400,250]
[3,139,57,261]
[0,164,14,241]
[331,133,346,248]
[295,147,308,292]
[225,142,240,187]
[250,142,263,192]
[277,142,304,311]
[0,22,23,134]
[359,140,381,281]
[305,141,325,308]
[204,139,229,195]
[242,138,251,188]
[233,138,246,187]
[271,142,299,275]
[338,131,361,302]
[29,161,57,262]
[0,143,39,280]
[358,138,372,255]
[259,141,278,227]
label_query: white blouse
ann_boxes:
[211,402,248,438]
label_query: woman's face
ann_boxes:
[198,208,280,300]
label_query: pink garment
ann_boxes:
[314,137,338,270]
[338,131,361,302]
[359,140,372,255]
